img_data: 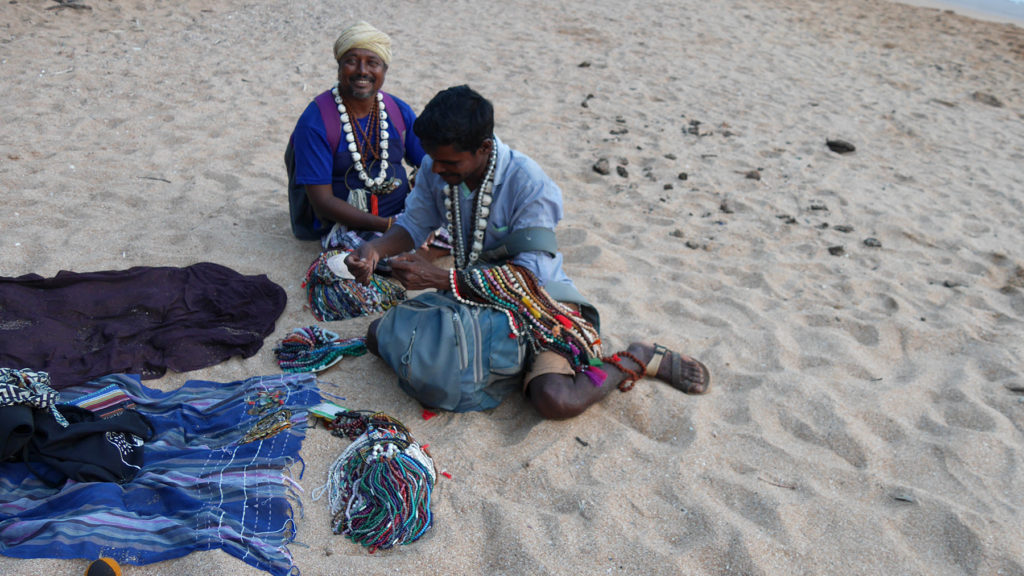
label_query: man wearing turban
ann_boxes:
[289,21,426,247]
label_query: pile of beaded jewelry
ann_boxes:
[313,410,435,553]
[333,83,399,215]
[304,250,406,321]
[273,326,367,373]
[443,143,497,269]
[450,264,604,376]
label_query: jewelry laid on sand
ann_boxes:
[444,144,497,269]
[333,83,399,215]
[313,410,435,552]
[273,326,367,373]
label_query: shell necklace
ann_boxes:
[332,83,398,214]
[445,145,497,270]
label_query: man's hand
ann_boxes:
[389,253,449,291]
[345,244,380,285]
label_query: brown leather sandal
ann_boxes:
[647,343,711,394]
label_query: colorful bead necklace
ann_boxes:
[450,264,603,372]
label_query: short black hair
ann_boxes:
[413,85,494,152]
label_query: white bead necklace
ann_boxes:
[444,145,497,270]
[332,83,398,212]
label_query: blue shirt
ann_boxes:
[291,90,425,231]
[396,136,575,291]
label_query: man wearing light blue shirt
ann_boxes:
[346,85,710,418]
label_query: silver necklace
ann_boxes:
[444,146,497,269]
[332,83,398,212]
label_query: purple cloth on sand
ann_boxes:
[0,262,287,389]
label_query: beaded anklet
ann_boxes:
[602,351,646,392]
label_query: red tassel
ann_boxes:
[422,409,436,421]
[554,314,573,330]
[371,194,379,216]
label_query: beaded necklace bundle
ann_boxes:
[304,250,406,321]
[313,410,435,552]
[450,264,604,375]
[333,83,399,215]
[273,326,367,373]
[444,144,497,270]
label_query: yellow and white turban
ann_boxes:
[333,21,392,66]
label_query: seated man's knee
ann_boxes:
[527,374,587,420]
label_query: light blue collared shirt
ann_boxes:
[395,136,574,291]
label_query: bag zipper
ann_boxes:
[400,327,417,379]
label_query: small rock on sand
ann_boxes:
[826,139,856,154]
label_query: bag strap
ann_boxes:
[479,227,558,262]
[313,89,341,154]
[315,90,404,157]
[381,92,406,150]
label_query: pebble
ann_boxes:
[592,158,610,175]
[971,91,1003,107]
[891,489,917,504]
[828,245,845,256]
[826,139,856,154]
[863,237,882,248]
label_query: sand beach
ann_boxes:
[1,0,1023,574]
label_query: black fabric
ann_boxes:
[0,262,288,389]
[0,405,35,461]
[26,403,153,485]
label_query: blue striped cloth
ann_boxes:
[0,372,320,576]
